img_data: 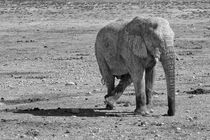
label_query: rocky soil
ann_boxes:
[0,0,210,139]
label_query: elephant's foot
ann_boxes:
[147,104,154,113]
[167,109,175,116]
[104,91,123,110]
[134,107,150,116]
[104,96,116,110]
[105,104,115,110]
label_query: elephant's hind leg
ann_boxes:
[105,73,132,109]
[96,55,115,109]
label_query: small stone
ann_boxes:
[65,82,76,86]
[151,130,157,134]
[175,127,181,133]
[1,97,4,101]
[189,95,195,98]
[206,26,210,30]
[193,116,198,120]
[65,130,70,133]
[155,134,160,137]
[92,89,100,93]
[1,119,6,122]
[187,116,193,121]
[154,95,159,98]
[19,135,25,138]
[139,121,148,127]
[185,110,190,113]
[86,92,92,96]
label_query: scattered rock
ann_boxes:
[44,45,48,48]
[185,110,190,113]
[155,134,161,137]
[186,88,210,95]
[1,97,4,101]
[151,121,164,126]
[65,130,70,134]
[175,127,182,133]
[189,95,196,98]
[186,116,194,121]
[1,119,6,122]
[198,83,202,86]
[86,92,92,96]
[206,26,210,30]
[138,121,148,127]
[92,89,101,93]
[65,82,76,86]
[25,129,39,137]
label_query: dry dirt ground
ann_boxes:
[0,0,210,139]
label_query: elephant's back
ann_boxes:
[95,20,128,76]
[95,19,127,56]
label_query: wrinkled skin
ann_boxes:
[95,17,175,116]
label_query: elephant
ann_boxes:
[95,16,175,116]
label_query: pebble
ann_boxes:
[138,121,148,127]
[189,95,195,98]
[92,89,101,93]
[86,92,92,96]
[175,127,182,133]
[155,134,160,137]
[185,110,190,113]
[206,26,210,30]
[198,83,202,86]
[65,82,76,86]
[187,116,193,121]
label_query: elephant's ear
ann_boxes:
[126,34,148,58]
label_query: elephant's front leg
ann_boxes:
[132,70,149,116]
[145,66,155,113]
[105,74,132,109]
[104,75,115,110]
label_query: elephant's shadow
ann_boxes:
[13,107,134,117]
[13,107,164,117]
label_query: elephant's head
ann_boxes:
[121,17,176,116]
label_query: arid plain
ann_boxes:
[0,0,210,139]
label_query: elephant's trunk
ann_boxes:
[160,46,176,116]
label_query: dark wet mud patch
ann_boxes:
[185,88,210,95]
